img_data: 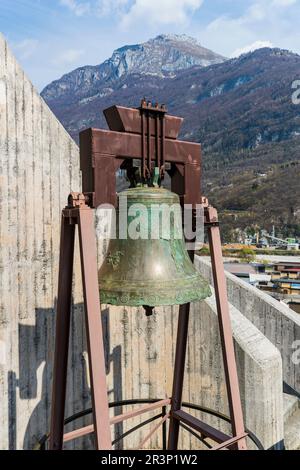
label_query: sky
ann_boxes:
[1,0,300,91]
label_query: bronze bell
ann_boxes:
[99,185,211,310]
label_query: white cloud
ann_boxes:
[60,0,130,17]
[13,39,39,60]
[96,0,129,17]
[231,40,274,58]
[60,0,91,16]
[247,3,267,21]
[199,0,300,58]
[53,48,85,66]
[272,0,297,6]
[58,0,299,21]
[121,0,203,28]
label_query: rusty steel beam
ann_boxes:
[63,425,94,443]
[205,203,247,451]
[210,433,248,451]
[167,303,190,450]
[63,399,171,443]
[80,128,200,165]
[78,207,112,450]
[172,410,231,444]
[103,105,183,139]
[80,128,201,207]
[49,215,75,450]
[110,399,170,426]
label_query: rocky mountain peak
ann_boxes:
[41,34,226,101]
[149,33,203,48]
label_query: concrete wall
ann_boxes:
[0,34,86,450]
[197,257,300,395]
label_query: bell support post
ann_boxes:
[49,100,247,450]
[167,302,191,449]
[77,200,112,450]
[49,194,111,450]
[49,213,76,450]
[203,198,247,450]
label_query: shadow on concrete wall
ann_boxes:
[7,306,56,449]
[7,305,123,450]
[7,371,17,450]
[102,308,124,449]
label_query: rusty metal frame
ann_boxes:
[49,101,247,451]
[41,398,263,450]
[49,195,112,450]
[63,398,170,444]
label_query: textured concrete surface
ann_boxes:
[284,406,300,450]
[0,33,85,450]
[197,257,300,395]
[189,287,283,450]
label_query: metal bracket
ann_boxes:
[139,98,167,183]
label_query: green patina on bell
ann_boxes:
[99,183,211,308]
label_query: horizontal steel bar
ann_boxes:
[63,399,170,443]
[103,105,183,139]
[172,410,231,444]
[111,399,170,425]
[64,399,166,427]
[64,425,94,443]
[210,433,248,451]
[89,129,201,165]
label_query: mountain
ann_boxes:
[42,34,225,102]
[41,39,300,241]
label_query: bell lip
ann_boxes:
[99,281,212,308]
[99,290,212,308]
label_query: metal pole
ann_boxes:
[168,198,196,450]
[49,214,75,450]
[167,302,190,450]
[78,207,112,450]
[162,406,167,450]
[206,206,247,450]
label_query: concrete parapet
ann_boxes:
[194,289,283,449]
[196,257,300,395]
